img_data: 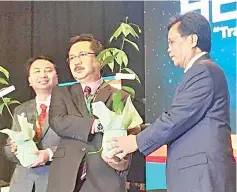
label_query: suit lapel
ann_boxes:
[94,83,113,103]
[41,114,49,139]
[70,84,89,117]
[69,82,113,117]
[25,100,37,125]
[25,99,50,140]
[175,53,211,97]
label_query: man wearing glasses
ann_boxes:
[110,11,236,192]
[47,34,130,192]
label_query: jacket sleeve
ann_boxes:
[49,86,94,142]
[137,65,214,155]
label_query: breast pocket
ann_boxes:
[177,152,208,170]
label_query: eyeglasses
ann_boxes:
[67,52,96,63]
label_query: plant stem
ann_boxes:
[120,36,125,73]
[1,97,18,129]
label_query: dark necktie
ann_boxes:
[83,86,91,99]
[74,86,91,191]
[35,104,47,139]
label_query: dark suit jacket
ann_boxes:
[137,54,236,192]
[4,99,60,192]
[47,83,128,192]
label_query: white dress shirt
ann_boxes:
[81,78,103,95]
[81,78,104,134]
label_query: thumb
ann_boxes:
[116,151,127,160]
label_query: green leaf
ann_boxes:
[121,23,130,37]
[97,48,114,59]
[0,97,13,115]
[0,103,5,115]
[112,91,122,102]
[124,38,139,51]
[8,100,21,105]
[0,66,9,79]
[129,23,142,34]
[102,51,121,71]
[103,55,114,65]
[97,49,110,62]
[123,23,139,38]
[138,28,142,34]
[2,97,11,104]
[137,26,142,33]
[113,49,128,67]
[0,77,9,85]
[122,86,135,99]
[114,51,123,66]
[97,48,116,63]
[116,102,124,114]
[122,68,141,83]
[107,61,115,72]
[112,91,124,115]
[110,25,123,42]
[122,53,128,67]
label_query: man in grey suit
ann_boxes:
[4,56,60,192]
[47,34,130,192]
[110,11,236,192]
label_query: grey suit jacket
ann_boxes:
[47,83,128,192]
[4,99,60,192]
[137,54,236,192]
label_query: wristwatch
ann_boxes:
[97,122,103,132]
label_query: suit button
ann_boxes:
[82,148,86,152]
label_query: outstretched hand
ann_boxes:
[101,151,129,171]
[9,140,17,154]
[29,149,49,168]
[107,135,138,159]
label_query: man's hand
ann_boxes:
[9,140,17,154]
[29,149,50,168]
[109,135,138,159]
[101,151,129,171]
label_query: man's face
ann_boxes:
[167,23,192,68]
[68,41,101,84]
[28,59,58,92]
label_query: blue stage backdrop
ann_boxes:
[145,0,236,132]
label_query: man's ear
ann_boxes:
[191,34,198,48]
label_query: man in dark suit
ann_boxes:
[111,11,236,192]
[47,34,130,192]
[4,56,60,192]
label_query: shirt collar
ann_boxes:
[184,52,207,73]
[81,78,103,94]
[35,95,51,113]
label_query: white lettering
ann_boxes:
[213,26,237,38]
[180,0,237,23]
[212,0,237,23]
[180,0,209,20]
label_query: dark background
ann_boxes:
[0,1,146,187]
